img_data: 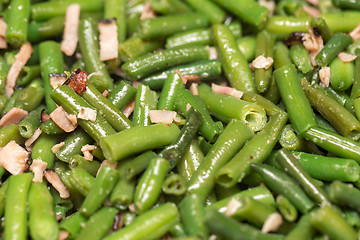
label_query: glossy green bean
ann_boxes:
[158,71,184,110]
[104,0,126,43]
[133,83,157,126]
[68,168,95,196]
[177,140,204,182]
[108,81,137,111]
[31,133,57,169]
[118,36,163,62]
[5,0,30,46]
[69,155,101,177]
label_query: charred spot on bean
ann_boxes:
[284,32,305,46]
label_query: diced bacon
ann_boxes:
[149,110,178,124]
[51,142,65,154]
[98,19,119,61]
[338,52,357,63]
[0,107,28,127]
[102,89,109,97]
[0,140,29,175]
[302,27,324,66]
[174,69,188,85]
[44,170,70,199]
[0,17,7,49]
[186,104,192,112]
[261,213,283,233]
[207,46,218,60]
[25,128,42,150]
[61,4,80,56]
[49,106,77,132]
[49,73,67,89]
[190,83,198,95]
[306,0,318,5]
[132,81,141,89]
[65,112,77,126]
[58,230,70,240]
[212,83,244,99]
[303,6,320,18]
[258,0,275,15]
[78,107,97,121]
[5,86,14,98]
[319,67,331,88]
[81,144,96,161]
[29,159,47,183]
[6,42,33,97]
[41,112,50,123]
[349,23,360,41]
[183,74,201,82]
[122,99,135,118]
[224,198,242,217]
[96,160,118,177]
[252,55,274,70]
[67,69,88,95]
[140,1,156,20]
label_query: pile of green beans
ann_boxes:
[1,0,360,239]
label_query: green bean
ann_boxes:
[28,182,59,240]
[162,172,187,196]
[28,17,64,43]
[17,105,43,138]
[237,36,257,62]
[158,71,184,110]
[177,140,204,182]
[285,214,315,240]
[276,195,298,222]
[149,0,191,15]
[104,0,126,43]
[118,36,163,62]
[265,16,311,35]
[332,0,360,10]
[125,151,156,179]
[5,0,30,46]
[290,44,312,74]
[108,81,137,110]
[0,124,24,147]
[14,79,44,112]
[212,23,255,92]
[39,119,65,135]
[310,17,333,42]
[0,55,8,95]
[68,168,95,196]
[31,133,57,169]
[69,155,101,177]
[328,181,360,212]
[350,49,360,99]
[4,173,33,240]
[133,83,157,126]
[185,0,225,24]
[1,88,23,115]
[16,66,41,86]
[59,212,87,239]
[279,124,307,151]
[329,56,354,91]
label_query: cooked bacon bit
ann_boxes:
[58,230,70,240]
[81,144,96,161]
[98,18,119,61]
[306,0,318,5]
[0,107,28,127]
[174,69,188,85]
[190,83,198,95]
[6,42,33,97]
[149,110,178,124]
[0,17,7,49]
[5,86,14,98]
[41,111,50,123]
[225,198,242,217]
[338,52,357,63]
[261,213,283,233]
[96,160,118,177]
[183,74,201,82]
[132,81,141,89]
[66,69,88,95]
[258,0,275,15]
[51,142,65,154]
[252,55,274,70]
[102,89,109,97]
[78,107,97,121]
[29,159,47,183]
[50,106,77,132]
[212,83,244,99]
[319,66,331,88]
[186,104,192,112]
[207,46,218,60]
[121,99,135,118]
[25,128,42,150]
[0,140,29,175]
[45,170,70,199]
[303,6,320,18]
[49,73,67,89]
[61,4,80,56]
[128,203,136,213]
[140,1,156,20]
[302,27,324,66]
[349,23,360,41]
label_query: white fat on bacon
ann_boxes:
[338,52,357,63]
[0,107,28,127]
[350,23,360,41]
[149,110,178,124]
[252,55,274,70]
[212,83,243,99]
[6,42,33,97]
[302,27,324,66]
[140,1,156,20]
[303,6,320,18]
[122,99,135,118]
[25,128,42,150]
[0,17,7,49]
[51,142,65,154]
[29,159,47,183]
[98,19,119,61]
[45,170,70,199]
[49,73,67,89]
[61,4,80,56]
[319,66,331,88]
[81,144,96,161]
[78,107,97,121]
[190,83,198,95]
[49,106,77,132]
[261,213,283,233]
[0,140,29,175]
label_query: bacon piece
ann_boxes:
[81,144,96,161]
[67,69,88,95]
[0,16,7,49]
[78,107,97,121]
[319,66,331,88]
[25,128,42,150]
[121,99,135,118]
[186,104,192,112]
[349,23,360,41]
[302,27,324,66]
[183,74,201,82]
[174,69,188,85]
[49,73,67,89]
[58,231,70,240]
[96,160,118,177]
[0,140,29,175]
[49,106,77,132]
[303,6,320,18]
[61,4,80,56]
[44,170,70,199]
[261,213,283,233]
[41,111,50,123]
[207,46,218,60]
[98,18,118,61]
[212,83,244,99]
[0,107,28,127]
[306,0,318,5]
[51,142,65,154]
[149,110,178,124]
[140,1,156,20]
[6,42,33,97]
[29,159,47,183]
[102,89,109,97]
[338,52,357,63]
[132,81,141,89]
[252,55,274,70]
[190,83,198,96]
